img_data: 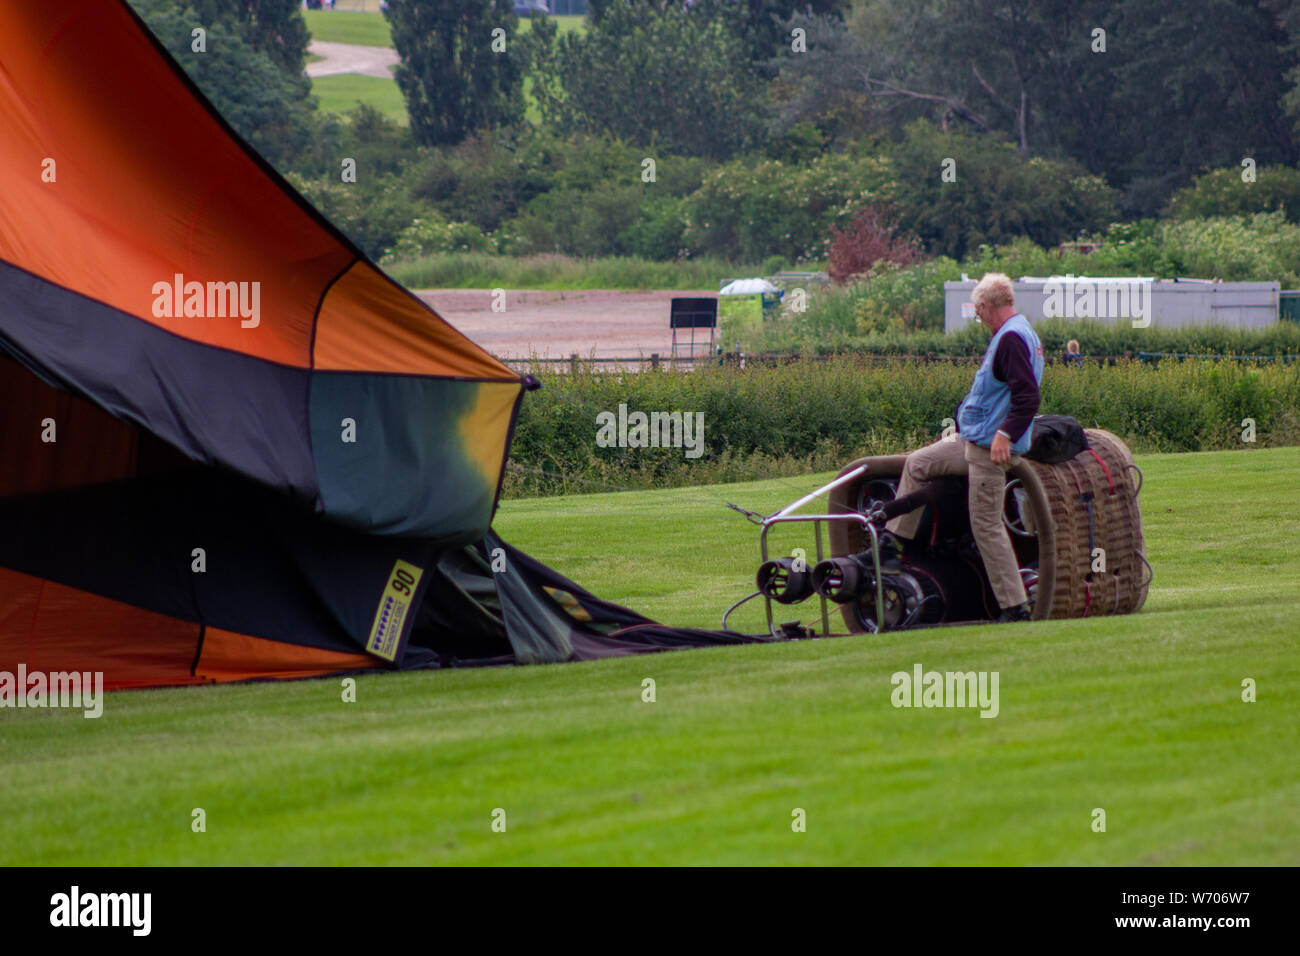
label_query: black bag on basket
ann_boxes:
[1024,414,1089,464]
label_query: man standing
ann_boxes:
[876,273,1044,622]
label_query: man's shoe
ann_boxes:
[996,602,1033,623]
[874,531,905,574]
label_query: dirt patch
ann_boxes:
[416,289,720,359]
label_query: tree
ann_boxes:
[789,0,1101,156]
[888,121,1117,259]
[1101,0,1298,214]
[185,0,311,75]
[385,0,525,147]
[777,0,1299,215]
[531,4,765,159]
[1273,0,1300,140]
[687,0,848,72]
[585,1,848,81]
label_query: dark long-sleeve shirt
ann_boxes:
[991,332,1040,442]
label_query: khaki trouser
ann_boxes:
[884,438,1029,609]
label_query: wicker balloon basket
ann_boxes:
[825,429,1151,630]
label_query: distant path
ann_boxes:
[306,40,398,78]
[417,289,720,359]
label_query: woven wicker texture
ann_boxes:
[1023,429,1149,618]
[827,430,1149,629]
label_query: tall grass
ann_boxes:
[385,252,774,290]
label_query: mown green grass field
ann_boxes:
[2,446,1296,865]
[311,73,409,125]
[304,9,394,47]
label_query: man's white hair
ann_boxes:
[972,272,1015,310]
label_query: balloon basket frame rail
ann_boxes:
[726,464,886,639]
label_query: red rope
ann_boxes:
[1087,449,1116,494]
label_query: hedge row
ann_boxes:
[502,358,1300,498]
[781,319,1300,360]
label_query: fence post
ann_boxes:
[650,353,660,370]
[570,353,579,376]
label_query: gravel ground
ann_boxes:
[417,288,721,360]
[305,40,398,79]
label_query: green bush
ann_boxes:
[681,151,894,262]
[888,121,1119,260]
[382,214,496,261]
[456,135,717,258]
[285,171,437,261]
[1164,165,1300,222]
[745,279,865,351]
[619,195,690,260]
[1046,215,1300,286]
[765,122,829,165]
[504,358,1300,497]
[1152,212,1300,287]
[294,104,421,181]
[852,257,963,333]
[502,184,690,259]
[761,254,789,275]
[410,129,563,234]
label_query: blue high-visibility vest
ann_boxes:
[957,314,1044,454]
